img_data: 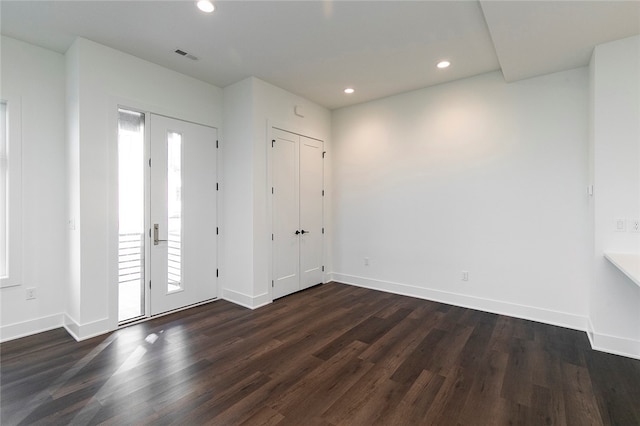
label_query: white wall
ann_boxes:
[331,69,591,330]
[66,38,222,339]
[0,36,67,340]
[221,77,331,308]
[589,35,640,359]
[221,78,256,305]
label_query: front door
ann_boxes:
[149,114,218,315]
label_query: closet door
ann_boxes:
[299,136,323,289]
[272,129,300,299]
[271,128,324,299]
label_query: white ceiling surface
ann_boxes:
[1,1,639,110]
[480,1,640,83]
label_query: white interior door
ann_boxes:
[272,128,323,299]
[272,129,300,299]
[299,136,324,289]
[150,114,217,315]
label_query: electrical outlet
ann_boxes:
[462,271,469,281]
[26,288,36,300]
[615,218,626,232]
[630,218,640,233]
[364,257,369,266]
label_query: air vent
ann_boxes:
[174,49,198,61]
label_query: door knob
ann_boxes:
[295,230,300,235]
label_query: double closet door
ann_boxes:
[272,128,324,299]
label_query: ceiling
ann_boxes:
[1,1,639,110]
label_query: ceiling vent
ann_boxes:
[174,49,198,61]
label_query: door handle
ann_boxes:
[295,230,300,235]
[154,224,168,245]
[300,229,309,235]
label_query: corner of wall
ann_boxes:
[588,317,640,360]
[63,313,111,342]
[221,288,271,310]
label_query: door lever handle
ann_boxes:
[295,230,300,235]
[300,229,309,235]
[154,224,168,245]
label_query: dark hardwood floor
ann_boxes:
[1,282,639,425]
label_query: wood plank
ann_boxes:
[585,350,640,425]
[561,362,603,425]
[1,282,638,425]
[457,350,509,426]
[378,369,445,425]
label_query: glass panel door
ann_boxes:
[149,114,217,316]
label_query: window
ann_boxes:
[1,102,7,279]
[118,108,146,321]
[1,98,22,288]
[167,131,182,293]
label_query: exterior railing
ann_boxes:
[118,233,143,285]
[167,233,181,287]
[118,232,181,287]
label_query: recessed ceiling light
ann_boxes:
[197,0,215,13]
[437,60,451,69]
[344,88,355,94]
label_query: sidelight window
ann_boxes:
[1,99,22,288]
[117,108,146,322]
[0,102,7,280]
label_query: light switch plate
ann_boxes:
[615,218,626,232]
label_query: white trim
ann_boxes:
[0,95,22,288]
[63,314,110,341]
[266,123,274,302]
[118,298,219,329]
[222,288,271,310]
[0,313,64,342]
[63,314,81,341]
[587,318,640,360]
[330,273,588,332]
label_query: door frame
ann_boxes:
[108,100,220,332]
[266,122,326,302]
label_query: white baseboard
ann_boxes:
[5,278,637,361]
[63,314,110,342]
[0,313,65,342]
[329,273,588,332]
[587,319,640,360]
[222,288,272,310]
